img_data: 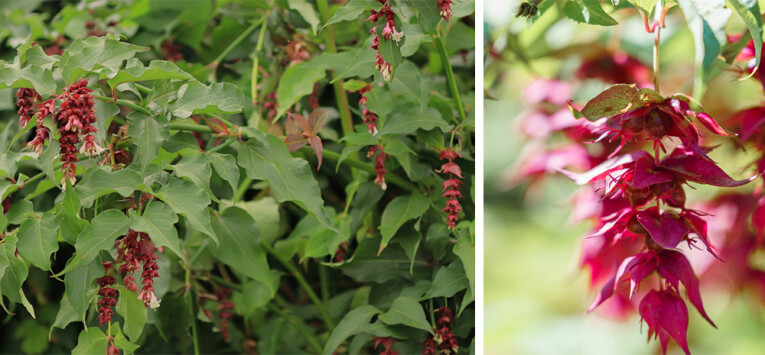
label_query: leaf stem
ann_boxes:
[92,94,152,115]
[185,264,200,355]
[261,242,335,331]
[434,29,467,124]
[652,2,662,93]
[210,16,266,82]
[318,148,417,192]
[317,0,355,138]
[251,14,270,108]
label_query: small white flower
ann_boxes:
[392,29,404,44]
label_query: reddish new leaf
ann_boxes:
[661,146,756,187]
[657,250,716,328]
[636,211,689,249]
[639,289,691,355]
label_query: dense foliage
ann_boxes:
[489,0,764,354]
[0,0,475,354]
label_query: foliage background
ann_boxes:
[485,0,765,354]
[0,0,475,354]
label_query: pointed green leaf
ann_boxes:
[288,0,320,35]
[236,137,336,233]
[563,0,618,26]
[127,112,169,175]
[323,305,380,355]
[210,207,274,296]
[58,210,130,276]
[577,84,639,120]
[172,153,217,202]
[276,62,326,120]
[454,232,474,299]
[423,260,469,299]
[322,0,377,29]
[728,0,762,80]
[629,0,659,13]
[0,65,56,97]
[105,59,194,89]
[677,0,731,99]
[75,167,142,208]
[60,36,149,83]
[380,194,429,252]
[129,202,183,260]
[170,82,245,118]
[115,285,147,341]
[209,152,240,199]
[51,294,79,335]
[65,260,102,318]
[155,177,217,243]
[17,213,59,270]
[405,0,444,33]
[0,234,35,318]
[377,106,449,136]
[378,296,434,334]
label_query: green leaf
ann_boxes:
[129,202,183,260]
[58,210,130,276]
[322,0,377,29]
[155,177,217,243]
[379,193,429,253]
[276,62,326,120]
[405,0,443,33]
[57,187,88,245]
[105,59,194,89]
[0,234,35,318]
[288,0,320,35]
[65,260,102,318]
[170,82,245,118]
[388,61,426,108]
[323,305,380,355]
[0,65,56,97]
[423,259,469,299]
[93,89,120,144]
[378,296,434,334]
[562,0,618,26]
[378,36,403,78]
[236,137,336,233]
[677,0,731,99]
[38,139,60,187]
[172,153,217,202]
[75,167,142,208]
[378,106,449,136]
[238,198,281,245]
[454,232,475,300]
[115,285,147,341]
[393,223,422,273]
[628,0,659,13]
[209,152,240,199]
[728,0,762,80]
[51,294,80,335]
[210,207,274,296]
[127,112,169,175]
[574,84,639,120]
[16,213,59,270]
[72,327,109,355]
[339,236,430,283]
[60,36,148,83]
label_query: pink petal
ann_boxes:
[694,112,729,136]
[636,210,690,249]
[559,151,649,185]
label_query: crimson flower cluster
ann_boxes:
[422,307,458,355]
[115,230,161,308]
[21,79,102,186]
[374,337,399,355]
[358,83,379,134]
[368,0,402,81]
[439,148,463,229]
[15,88,40,128]
[200,288,236,341]
[437,0,453,22]
[96,262,118,326]
[368,144,387,190]
[161,40,182,62]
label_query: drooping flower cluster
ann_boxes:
[439,148,463,229]
[559,84,755,354]
[16,88,41,128]
[374,337,399,355]
[422,307,458,355]
[437,0,453,22]
[200,287,236,342]
[368,0,402,81]
[115,230,161,308]
[161,40,183,62]
[22,79,102,186]
[96,262,118,326]
[358,83,379,134]
[368,145,387,190]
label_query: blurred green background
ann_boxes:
[484,1,765,354]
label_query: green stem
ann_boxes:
[317,0,354,138]
[318,149,417,192]
[185,265,200,355]
[92,94,152,115]
[266,304,324,354]
[262,243,335,331]
[210,16,266,81]
[236,177,253,201]
[251,15,270,108]
[207,137,236,153]
[434,32,466,124]
[318,264,329,303]
[7,170,46,197]
[169,123,215,133]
